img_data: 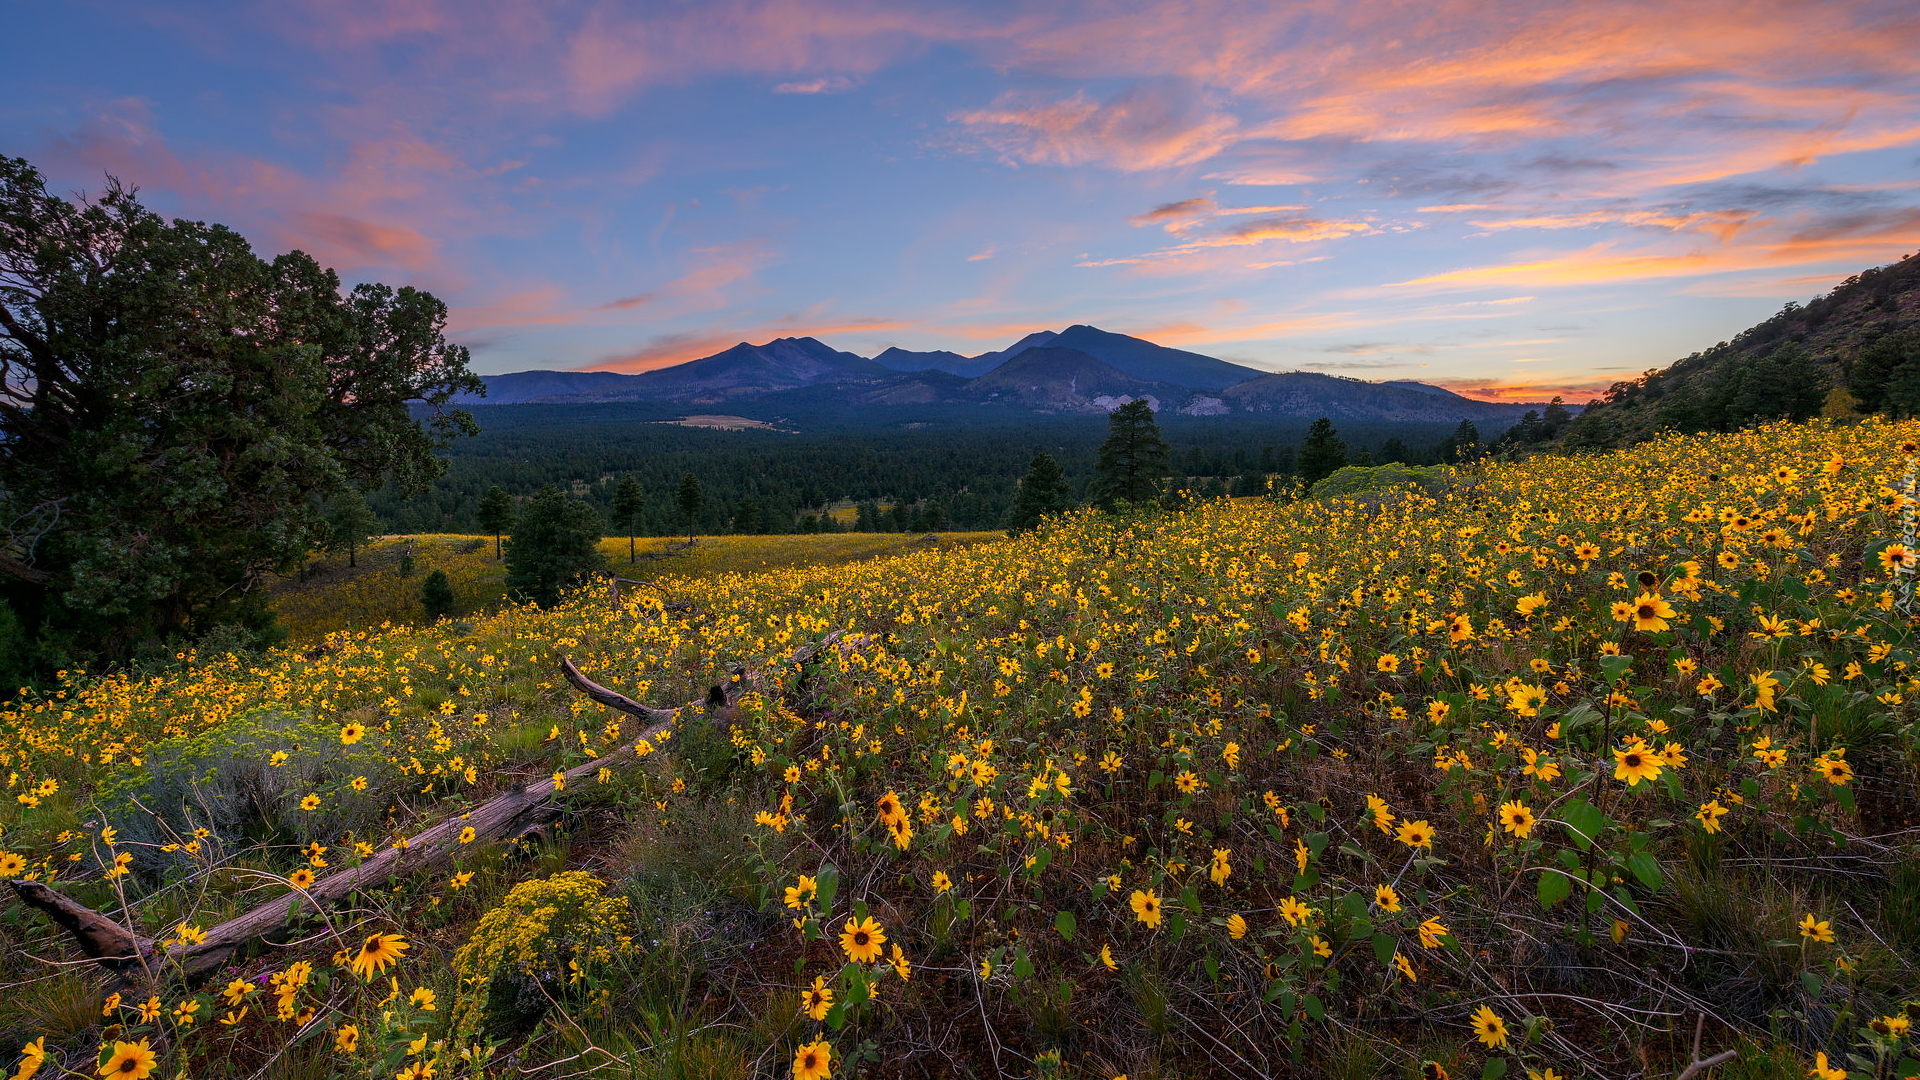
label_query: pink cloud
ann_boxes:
[953,81,1240,171]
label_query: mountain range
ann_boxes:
[463,324,1555,425]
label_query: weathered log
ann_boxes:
[12,657,686,984]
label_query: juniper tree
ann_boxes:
[0,156,479,669]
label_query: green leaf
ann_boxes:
[1054,911,1077,942]
[1598,654,1634,685]
[1303,994,1325,1021]
[1203,955,1220,982]
[1538,869,1572,909]
[815,865,840,911]
[1307,832,1330,856]
[1371,932,1396,966]
[1481,1057,1508,1080]
[1560,798,1608,851]
[1013,946,1034,980]
[1181,885,1202,915]
[1624,851,1663,890]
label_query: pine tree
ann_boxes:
[1090,400,1172,510]
[675,472,703,543]
[1005,453,1071,534]
[325,489,381,568]
[476,486,514,560]
[420,569,455,620]
[504,485,606,607]
[609,475,645,563]
[1297,418,1348,486]
[1443,420,1482,462]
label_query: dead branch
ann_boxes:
[1674,1013,1737,1080]
[12,658,687,984]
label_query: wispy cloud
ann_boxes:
[953,80,1240,171]
[774,75,859,94]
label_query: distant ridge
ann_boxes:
[464,324,1555,425]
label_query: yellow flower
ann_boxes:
[96,1040,158,1079]
[839,916,887,963]
[1612,742,1665,787]
[1129,889,1163,929]
[1226,913,1247,939]
[1395,819,1436,849]
[1809,1051,1846,1080]
[1418,918,1450,949]
[334,1024,359,1054]
[931,870,953,894]
[1374,884,1402,912]
[1277,896,1313,927]
[1209,848,1232,886]
[15,1037,45,1080]
[1470,1004,1509,1049]
[1799,914,1834,943]
[1100,943,1117,969]
[289,868,316,890]
[800,975,834,1020]
[1395,952,1417,981]
[348,932,409,980]
[298,793,320,811]
[1694,800,1729,833]
[784,875,818,909]
[1497,800,1535,839]
[458,826,476,844]
[338,723,365,745]
[1629,591,1676,632]
[792,1039,833,1080]
[408,986,436,1011]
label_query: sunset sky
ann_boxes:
[6,1,1920,400]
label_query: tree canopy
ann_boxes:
[0,156,480,674]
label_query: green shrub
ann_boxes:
[93,704,394,876]
[1310,462,1453,499]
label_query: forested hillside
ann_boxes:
[1564,252,1920,448]
[372,409,1469,537]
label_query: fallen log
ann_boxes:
[11,657,690,985]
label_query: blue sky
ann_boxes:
[5,1,1919,399]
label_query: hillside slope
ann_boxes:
[5,419,1918,1080]
[1564,252,1920,448]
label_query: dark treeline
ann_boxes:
[371,405,1475,536]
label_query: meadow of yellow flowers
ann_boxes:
[3,418,1920,1079]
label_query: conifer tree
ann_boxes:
[1090,400,1171,510]
[675,472,703,543]
[420,569,454,620]
[503,485,605,607]
[325,490,380,569]
[1006,453,1071,534]
[1297,418,1348,486]
[476,486,514,560]
[608,475,645,562]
